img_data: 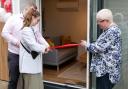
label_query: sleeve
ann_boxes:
[33,24,49,48]
[1,16,19,45]
[36,31,49,47]
[87,29,120,53]
[22,27,47,53]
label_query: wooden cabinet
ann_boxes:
[0,22,9,81]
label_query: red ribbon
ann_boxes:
[50,43,80,49]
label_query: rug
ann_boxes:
[58,62,86,82]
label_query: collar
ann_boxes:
[31,26,37,33]
[19,13,24,19]
[108,22,117,28]
[103,22,117,31]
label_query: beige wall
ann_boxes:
[44,0,87,43]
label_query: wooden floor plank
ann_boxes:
[43,59,86,87]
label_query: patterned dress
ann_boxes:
[87,25,121,84]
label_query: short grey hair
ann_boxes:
[96,9,113,22]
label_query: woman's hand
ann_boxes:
[80,40,87,47]
[44,47,51,53]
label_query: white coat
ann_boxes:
[19,27,49,74]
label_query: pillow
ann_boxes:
[60,35,71,45]
[45,37,55,47]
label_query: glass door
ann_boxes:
[41,0,90,89]
[104,0,128,89]
[89,0,98,89]
[89,0,104,89]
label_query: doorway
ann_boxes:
[42,0,88,88]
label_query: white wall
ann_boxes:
[12,0,20,14]
[19,0,36,12]
[44,0,87,43]
[12,0,40,14]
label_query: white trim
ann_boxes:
[36,0,43,33]
[44,80,87,89]
[86,0,90,89]
[12,0,20,14]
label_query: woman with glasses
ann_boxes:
[80,9,121,89]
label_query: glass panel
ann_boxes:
[90,0,98,89]
[42,0,87,88]
[104,0,128,89]
[91,0,98,42]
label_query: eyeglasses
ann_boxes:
[97,20,105,23]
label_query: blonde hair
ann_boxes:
[23,9,40,28]
[96,9,113,22]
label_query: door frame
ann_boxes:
[39,0,90,89]
[89,0,104,89]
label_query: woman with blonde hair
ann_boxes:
[17,8,49,89]
[80,9,121,89]
[1,2,38,89]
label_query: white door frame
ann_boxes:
[38,0,91,88]
[86,0,90,89]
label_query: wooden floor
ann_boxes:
[0,59,86,89]
[43,59,86,87]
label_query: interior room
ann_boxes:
[42,0,87,87]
